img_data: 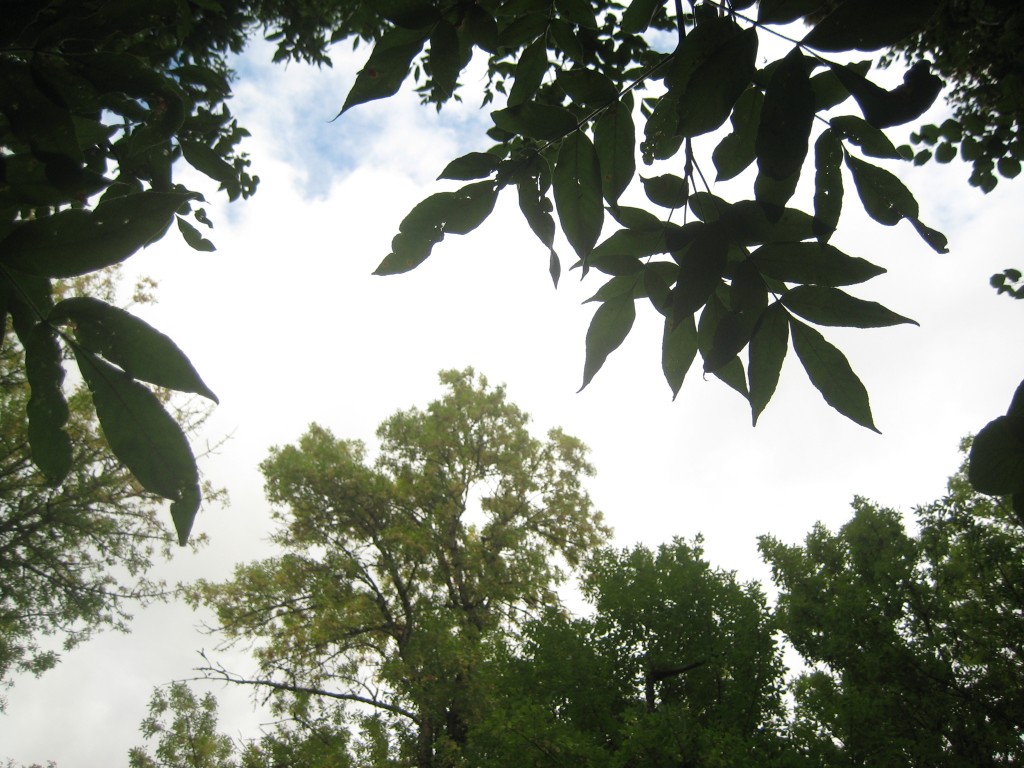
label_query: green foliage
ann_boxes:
[0,273,207,699]
[191,369,609,768]
[347,0,949,433]
[762,448,1024,765]
[129,683,237,768]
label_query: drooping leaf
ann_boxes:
[441,181,498,235]
[180,141,238,185]
[813,129,844,242]
[517,165,560,286]
[508,38,548,106]
[337,26,429,115]
[50,297,219,401]
[492,102,578,141]
[640,93,683,163]
[557,68,618,108]
[844,153,917,225]
[748,303,789,425]
[782,285,917,327]
[830,61,943,129]
[662,313,698,399]
[594,98,635,205]
[555,0,599,29]
[703,310,754,374]
[642,174,688,209]
[554,131,604,262]
[756,47,815,182]
[377,0,440,29]
[789,316,878,431]
[428,20,461,100]
[24,322,71,484]
[751,242,885,286]
[802,0,940,52]
[1,192,188,277]
[712,86,763,181]
[71,343,201,544]
[697,293,748,398]
[176,215,216,252]
[580,293,635,390]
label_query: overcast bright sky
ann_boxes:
[4,32,1023,767]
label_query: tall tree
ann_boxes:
[761,446,1024,766]
[129,683,237,768]
[469,538,793,767]
[0,269,210,700]
[191,369,609,768]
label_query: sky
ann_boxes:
[3,29,1024,768]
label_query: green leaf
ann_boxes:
[751,242,885,286]
[0,192,188,277]
[662,314,698,399]
[376,0,440,29]
[24,323,72,484]
[590,228,667,265]
[748,303,789,425]
[556,0,599,28]
[790,317,878,431]
[712,87,762,181]
[782,285,917,327]
[969,415,1024,495]
[580,293,635,391]
[642,174,688,209]
[492,102,578,141]
[594,98,635,205]
[756,47,815,181]
[697,294,748,398]
[844,153,917,225]
[438,152,501,181]
[557,68,618,108]
[442,181,498,235]
[670,226,727,320]
[180,141,238,185]
[508,39,548,106]
[670,23,758,138]
[176,215,216,252]
[641,94,683,163]
[517,167,560,286]
[71,343,201,544]
[554,132,604,262]
[802,0,939,52]
[830,115,902,159]
[428,20,461,100]
[703,310,754,374]
[813,129,844,242]
[830,61,943,129]
[51,297,219,401]
[621,0,660,33]
[337,26,428,115]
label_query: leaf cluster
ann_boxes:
[352,0,949,432]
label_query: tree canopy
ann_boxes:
[191,368,609,768]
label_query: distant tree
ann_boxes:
[191,369,609,768]
[129,682,237,768]
[761,445,1024,766]
[0,269,210,702]
[468,538,794,767]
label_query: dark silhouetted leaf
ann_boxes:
[554,131,603,262]
[580,293,635,390]
[671,225,727,320]
[830,61,943,128]
[790,316,878,431]
[713,87,762,181]
[337,26,428,115]
[557,68,618,108]
[51,297,218,401]
[813,129,844,242]
[802,0,939,52]
[704,310,754,373]
[24,323,71,484]
[662,313,697,399]
[508,39,548,106]
[517,167,560,286]
[751,242,885,286]
[1,192,187,277]
[748,303,789,425]
[176,215,215,252]
[758,0,822,24]
[71,343,201,544]
[594,98,635,205]
[782,285,917,327]
[968,414,1024,495]
[830,115,901,159]
[642,174,688,208]
[438,152,501,181]
[492,102,578,140]
[756,47,814,181]
[556,0,599,29]
[697,294,749,398]
[641,94,683,163]
[621,0,660,33]
[844,153,917,225]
